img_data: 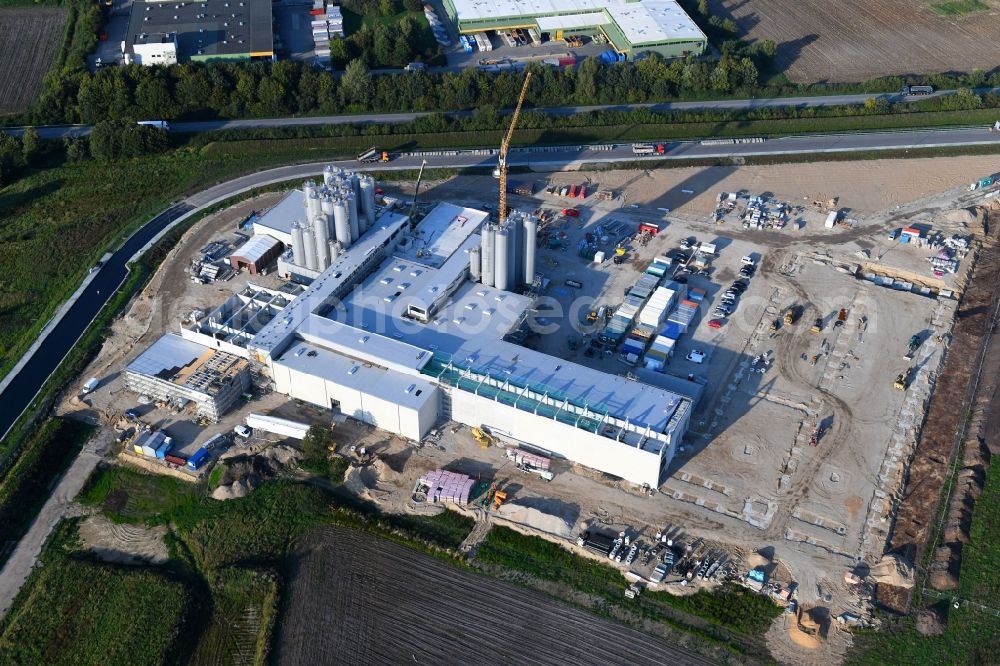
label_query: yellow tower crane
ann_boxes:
[497,71,532,222]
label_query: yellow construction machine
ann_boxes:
[472,426,498,448]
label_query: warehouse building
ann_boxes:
[229,235,283,275]
[125,333,251,421]
[443,0,706,58]
[165,165,691,485]
[122,0,274,65]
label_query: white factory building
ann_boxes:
[170,166,691,487]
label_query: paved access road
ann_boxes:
[7,87,1000,139]
[3,124,1000,441]
[0,202,192,441]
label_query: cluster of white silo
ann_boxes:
[475,210,538,292]
[289,168,379,272]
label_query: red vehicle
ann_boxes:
[707,319,723,329]
[562,208,580,217]
[578,185,587,199]
[656,143,665,154]
[309,8,325,14]
[568,184,578,198]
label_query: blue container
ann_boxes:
[154,437,172,460]
[186,447,209,470]
[663,322,684,340]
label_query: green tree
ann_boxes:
[20,127,40,164]
[301,425,335,464]
[342,59,373,107]
[574,57,599,104]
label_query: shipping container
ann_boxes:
[186,447,210,470]
[164,454,187,466]
[154,436,172,460]
[687,288,706,302]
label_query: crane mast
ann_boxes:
[498,72,532,222]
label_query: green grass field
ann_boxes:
[189,567,279,666]
[78,465,202,524]
[0,524,191,665]
[931,0,987,15]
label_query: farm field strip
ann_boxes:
[0,8,65,114]
[277,526,714,666]
[710,0,1000,82]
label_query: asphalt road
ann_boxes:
[2,124,1000,442]
[7,87,1000,140]
[0,202,192,441]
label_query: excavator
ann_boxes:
[477,480,509,511]
[471,426,498,448]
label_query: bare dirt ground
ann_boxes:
[708,0,1000,82]
[276,526,716,666]
[0,9,66,114]
[77,514,168,565]
[56,154,1000,664]
[881,202,1000,610]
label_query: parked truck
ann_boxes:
[901,84,934,96]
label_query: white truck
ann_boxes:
[137,120,170,131]
[81,377,99,394]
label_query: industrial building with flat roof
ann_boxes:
[154,165,692,486]
[122,0,274,65]
[125,333,251,421]
[443,0,706,58]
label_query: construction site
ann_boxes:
[57,85,1000,664]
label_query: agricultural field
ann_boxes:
[0,523,191,665]
[189,567,279,666]
[275,526,715,666]
[0,8,66,115]
[707,0,1000,82]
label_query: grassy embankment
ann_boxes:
[846,459,1000,664]
[477,525,782,657]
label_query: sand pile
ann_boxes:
[495,501,574,538]
[212,478,253,500]
[869,554,914,588]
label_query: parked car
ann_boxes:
[729,281,748,293]
[686,349,707,363]
[233,425,252,439]
[707,319,724,329]
[739,265,755,278]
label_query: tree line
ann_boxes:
[25,43,775,126]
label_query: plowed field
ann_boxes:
[0,9,66,114]
[276,527,714,666]
[709,0,1000,82]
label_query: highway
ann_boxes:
[6,87,1000,140]
[2,124,1000,441]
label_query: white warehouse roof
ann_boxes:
[231,234,282,264]
[449,0,705,42]
[127,333,211,378]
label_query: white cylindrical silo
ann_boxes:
[323,165,335,188]
[523,214,537,287]
[321,196,335,232]
[495,226,510,292]
[313,215,330,269]
[302,227,318,271]
[350,171,360,199]
[469,245,481,281]
[291,221,306,266]
[307,191,322,222]
[333,197,352,248]
[481,225,494,287]
[346,190,360,241]
[329,240,341,262]
[359,176,376,228]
